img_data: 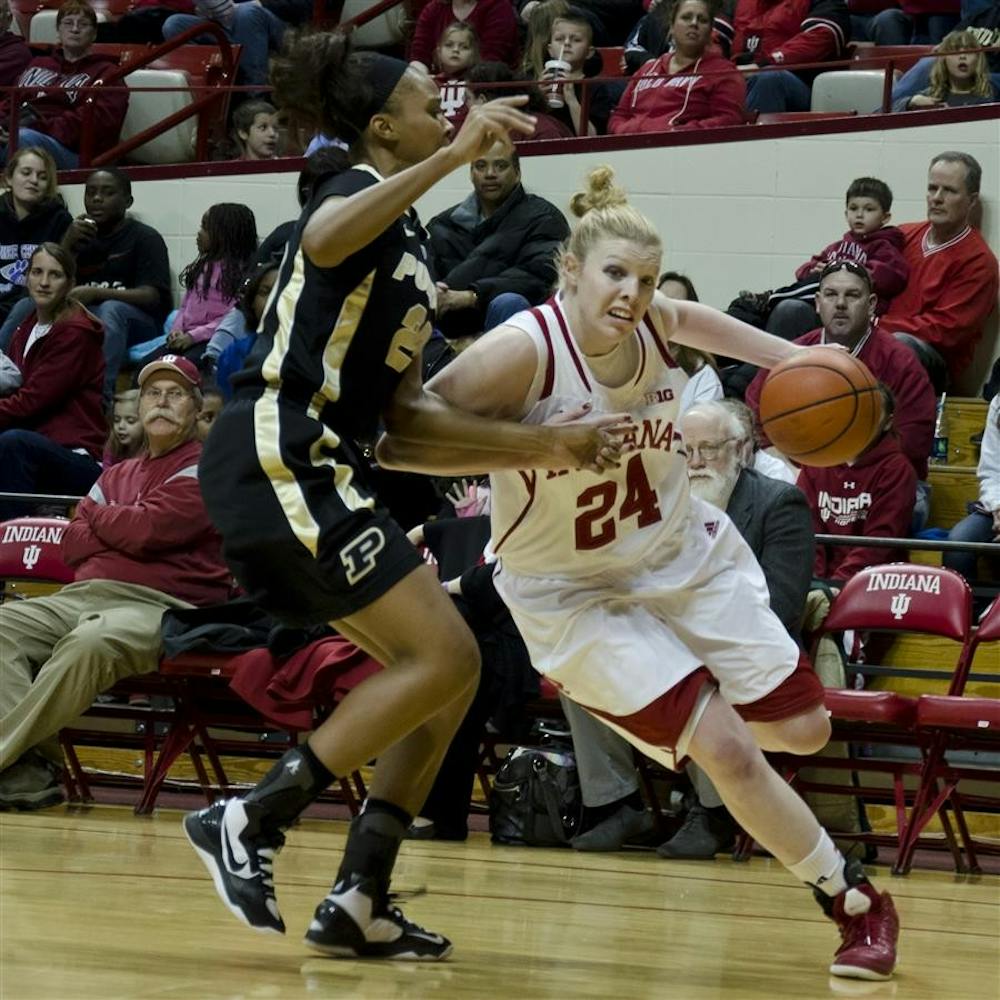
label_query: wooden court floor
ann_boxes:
[2,805,998,1000]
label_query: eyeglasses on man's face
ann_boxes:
[141,386,191,404]
[680,436,742,461]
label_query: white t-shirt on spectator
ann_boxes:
[23,321,53,359]
[755,449,798,483]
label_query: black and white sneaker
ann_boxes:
[183,798,286,934]
[305,876,452,960]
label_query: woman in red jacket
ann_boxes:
[0,241,105,519]
[609,0,746,134]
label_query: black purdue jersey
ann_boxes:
[233,164,435,443]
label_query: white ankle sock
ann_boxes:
[788,830,848,897]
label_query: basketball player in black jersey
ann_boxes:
[183,32,631,960]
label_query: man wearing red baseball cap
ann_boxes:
[0,354,232,810]
[137,353,202,392]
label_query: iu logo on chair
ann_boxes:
[21,544,43,571]
[890,592,911,620]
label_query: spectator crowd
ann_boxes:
[0,0,996,169]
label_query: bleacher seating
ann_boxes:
[811,70,889,113]
[851,43,936,73]
[73,41,239,165]
[119,64,197,164]
[114,44,240,164]
[925,396,990,536]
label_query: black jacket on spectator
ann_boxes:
[73,217,172,324]
[726,467,814,637]
[0,193,72,320]
[428,183,569,338]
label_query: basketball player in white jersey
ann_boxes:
[378,166,899,981]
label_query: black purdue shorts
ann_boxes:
[199,398,424,627]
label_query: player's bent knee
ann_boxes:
[422,629,481,695]
[782,710,831,755]
[753,710,831,755]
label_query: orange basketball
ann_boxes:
[758,347,883,467]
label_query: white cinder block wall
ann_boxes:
[61,116,1000,393]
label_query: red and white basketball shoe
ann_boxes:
[816,860,899,981]
[813,861,899,980]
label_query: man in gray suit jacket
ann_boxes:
[567,400,815,856]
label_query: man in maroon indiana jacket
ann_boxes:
[746,261,936,479]
[797,389,917,584]
[0,355,232,810]
[0,1,128,169]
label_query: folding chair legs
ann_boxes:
[949,790,981,874]
[59,735,93,804]
[134,721,198,815]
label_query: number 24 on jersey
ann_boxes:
[575,454,662,550]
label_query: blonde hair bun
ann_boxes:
[569,165,629,219]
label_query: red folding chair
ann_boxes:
[135,651,367,816]
[735,563,974,873]
[898,598,1000,873]
[0,516,75,601]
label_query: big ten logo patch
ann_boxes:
[340,526,386,585]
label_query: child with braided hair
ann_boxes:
[136,203,257,368]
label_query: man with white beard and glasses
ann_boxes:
[568,399,816,859]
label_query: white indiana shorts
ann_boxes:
[494,497,801,766]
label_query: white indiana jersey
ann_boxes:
[491,295,692,579]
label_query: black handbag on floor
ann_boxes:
[489,745,582,847]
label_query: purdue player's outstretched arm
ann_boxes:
[651,292,803,370]
[303,99,536,268]
[376,325,633,474]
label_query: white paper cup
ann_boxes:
[543,59,571,108]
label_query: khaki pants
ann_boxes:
[0,580,192,770]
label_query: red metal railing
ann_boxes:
[86,22,238,165]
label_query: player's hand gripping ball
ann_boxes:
[758,347,884,467]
